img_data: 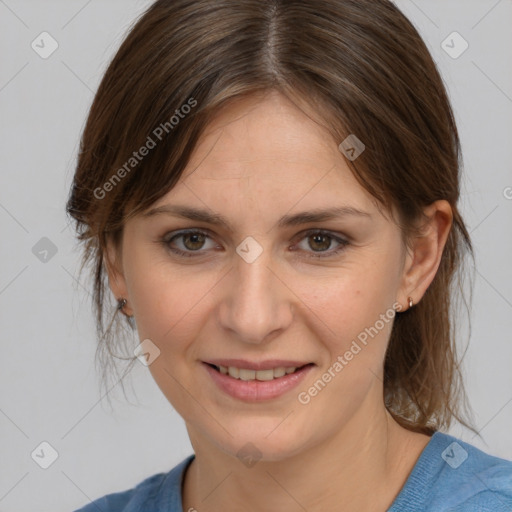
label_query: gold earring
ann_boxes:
[408,296,414,308]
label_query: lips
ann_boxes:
[202,360,315,402]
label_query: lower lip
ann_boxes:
[203,363,314,402]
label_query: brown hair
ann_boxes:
[66,0,475,434]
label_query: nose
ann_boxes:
[217,245,293,345]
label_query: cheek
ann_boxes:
[124,255,214,409]
[124,248,220,356]
[293,270,398,416]
[294,261,397,346]
[291,263,401,408]
[123,247,183,338]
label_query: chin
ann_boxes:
[207,419,311,463]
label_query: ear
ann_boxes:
[397,200,453,310]
[104,236,134,316]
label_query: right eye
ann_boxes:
[162,230,219,257]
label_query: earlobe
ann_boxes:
[397,200,453,310]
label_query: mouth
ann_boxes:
[205,362,314,381]
[202,361,315,402]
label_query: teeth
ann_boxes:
[273,367,286,378]
[215,365,299,380]
[239,369,256,381]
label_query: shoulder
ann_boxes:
[435,433,512,511]
[72,473,165,512]
[390,432,512,512]
[72,455,194,512]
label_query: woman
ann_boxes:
[67,0,512,510]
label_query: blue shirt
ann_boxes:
[73,432,512,511]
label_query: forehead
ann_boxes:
[142,91,390,229]
[179,93,369,197]
[190,93,336,170]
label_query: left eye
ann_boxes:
[294,231,348,257]
[162,229,349,258]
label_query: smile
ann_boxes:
[210,364,303,381]
[202,362,315,402]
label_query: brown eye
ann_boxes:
[307,233,332,252]
[295,230,349,259]
[182,232,207,251]
[163,230,217,257]
[162,229,349,260]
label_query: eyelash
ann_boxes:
[161,229,349,259]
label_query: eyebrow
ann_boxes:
[143,204,372,230]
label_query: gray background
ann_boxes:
[0,0,511,510]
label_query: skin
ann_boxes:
[106,90,453,511]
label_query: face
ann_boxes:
[108,91,414,461]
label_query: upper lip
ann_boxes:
[204,359,313,371]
